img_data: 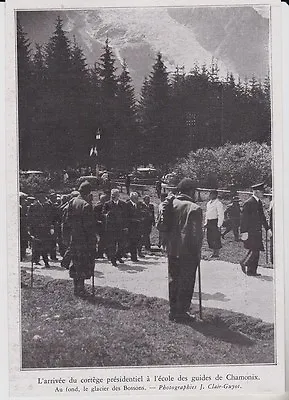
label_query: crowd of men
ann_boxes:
[20,178,273,322]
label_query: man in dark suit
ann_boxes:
[139,195,155,252]
[94,194,108,259]
[126,192,143,262]
[66,181,96,297]
[27,190,53,268]
[163,178,203,323]
[240,182,272,276]
[102,189,128,266]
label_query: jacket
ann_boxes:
[240,196,269,251]
[166,194,203,258]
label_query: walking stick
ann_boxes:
[197,257,203,320]
[31,238,34,288]
[265,230,268,265]
[92,266,95,296]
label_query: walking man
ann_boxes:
[102,189,128,266]
[139,195,155,252]
[94,194,108,259]
[126,192,142,262]
[163,178,203,323]
[240,182,272,276]
[204,189,224,258]
[66,181,96,297]
[27,190,52,268]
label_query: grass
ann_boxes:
[21,271,274,369]
[93,186,272,268]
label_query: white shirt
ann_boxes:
[205,198,224,228]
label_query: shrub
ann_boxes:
[19,174,51,195]
[173,142,272,189]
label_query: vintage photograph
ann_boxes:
[17,5,275,371]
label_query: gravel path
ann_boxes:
[20,252,274,323]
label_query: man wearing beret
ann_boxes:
[163,178,203,323]
[66,181,97,297]
[240,182,272,276]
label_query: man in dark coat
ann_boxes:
[126,192,143,262]
[102,189,128,266]
[240,182,272,276]
[139,195,155,252]
[66,181,96,296]
[47,192,61,261]
[94,194,108,259]
[164,178,203,323]
[27,190,53,268]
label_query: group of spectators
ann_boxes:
[20,177,273,321]
[20,183,156,296]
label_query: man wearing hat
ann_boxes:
[65,181,97,297]
[222,196,241,241]
[204,189,224,258]
[163,178,203,323]
[27,190,52,268]
[240,182,272,276]
[102,189,128,266]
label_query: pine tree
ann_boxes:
[97,38,119,168]
[138,53,171,168]
[45,16,73,169]
[116,61,138,169]
[17,17,33,170]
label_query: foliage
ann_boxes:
[173,142,272,189]
[19,174,51,195]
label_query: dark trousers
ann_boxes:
[32,239,49,265]
[139,228,152,251]
[168,255,198,316]
[222,221,240,240]
[129,237,140,261]
[246,250,260,274]
[242,249,260,274]
[73,278,85,295]
[207,219,222,249]
[61,247,71,269]
[107,232,125,261]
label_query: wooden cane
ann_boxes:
[265,230,268,265]
[92,261,95,296]
[198,260,203,320]
[31,238,34,288]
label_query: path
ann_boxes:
[20,252,274,323]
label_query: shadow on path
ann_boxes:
[193,291,230,302]
[115,263,148,273]
[179,318,254,346]
[255,275,273,282]
[85,293,129,310]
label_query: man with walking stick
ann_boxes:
[65,181,97,297]
[159,178,203,323]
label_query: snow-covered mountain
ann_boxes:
[19,6,270,93]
